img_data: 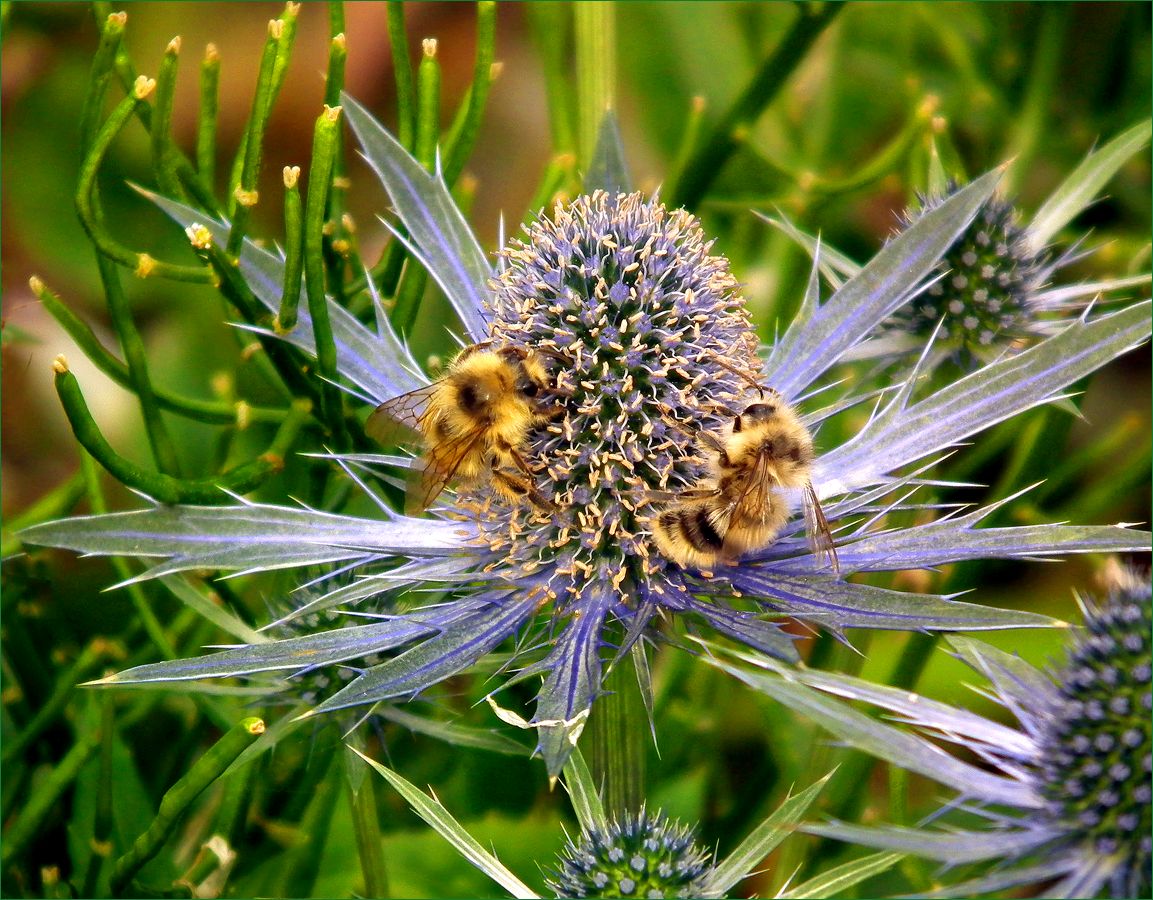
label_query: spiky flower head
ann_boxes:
[889,186,1046,363]
[743,565,1152,898]
[547,808,714,899]
[23,99,1151,780]
[1037,570,1151,895]
[480,190,759,601]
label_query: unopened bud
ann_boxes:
[269,19,284,40]
[283,166,300,189]
[133,76,156,99]
[422,38,437,58]
[166,35,182,55]
[52,354,69,374]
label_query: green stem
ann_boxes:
[76,80,211,283]
[79,9,127,153]
[525,2,577,156]
[346,743,390,898]
[442,0,496,187]
[227,18,281,254]
[96,255,184,477]
[151,35,184,199]
[33,275,288,425]
[109,717,266,896]
[1002,4,1065,195]
[0,703,103,868]
[671,1,844,210]
[55,359,313,504]
[386,1,416,151]
[304,105,347,442]
[197,43,220,192]
[587,650,647,816]
[277,166,305,331]
[574,0,616,170]
[1,641,108,764]
[279,741,340,897]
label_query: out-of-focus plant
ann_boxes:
[3,2,1150,898]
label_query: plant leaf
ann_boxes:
[1028,118,1152,252]
[818,300,1152,495]
[343,93,493,342]
[700,771,833,896]
[713,663,1042,809]
[762,166,1002,400]
[779,851,904,899]
[306,593,539,715]
[21,503,469,584]
[351,749,539,899]
[728,570,1063,632]
[583,110,632,194]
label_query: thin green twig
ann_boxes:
[671,1,844,209]
[442,1,496,187]
[54,358,313,505]
[197,43,220,192]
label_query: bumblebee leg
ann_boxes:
[491,469,557,511]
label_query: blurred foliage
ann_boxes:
[2,2,1149,898]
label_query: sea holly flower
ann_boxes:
[22,97,1152,777]
[714,566,1152,898]
[354,748,902,899]
[768,118,1152,368]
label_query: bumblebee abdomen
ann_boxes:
[659,504,719,555]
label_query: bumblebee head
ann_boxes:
[733,387,784,432]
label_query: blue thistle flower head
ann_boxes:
[547,807,714,899]
[480,190,758,602]
[21,97,1151,778]
[735,565,1151,898]
[888,184,1048,364]
[1038,570,1152,892]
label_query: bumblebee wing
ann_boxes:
[365,383,439,447]
[802,481,839,573]
[412,422,490,512]
[731,450,776,525]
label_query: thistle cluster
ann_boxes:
[547,809,714,899]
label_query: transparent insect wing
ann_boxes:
[413,422,490,511]
[802,481,839,572]
[365,383,437,447]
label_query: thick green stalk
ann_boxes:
[586,651,647,816]
[323,25,349,308]
[671,2,844,209]
[574,1,616,170]
[525,2,577,156]
[54,358,313,504]
[109,718,266,895]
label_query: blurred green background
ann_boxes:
[2,3,1150,898]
